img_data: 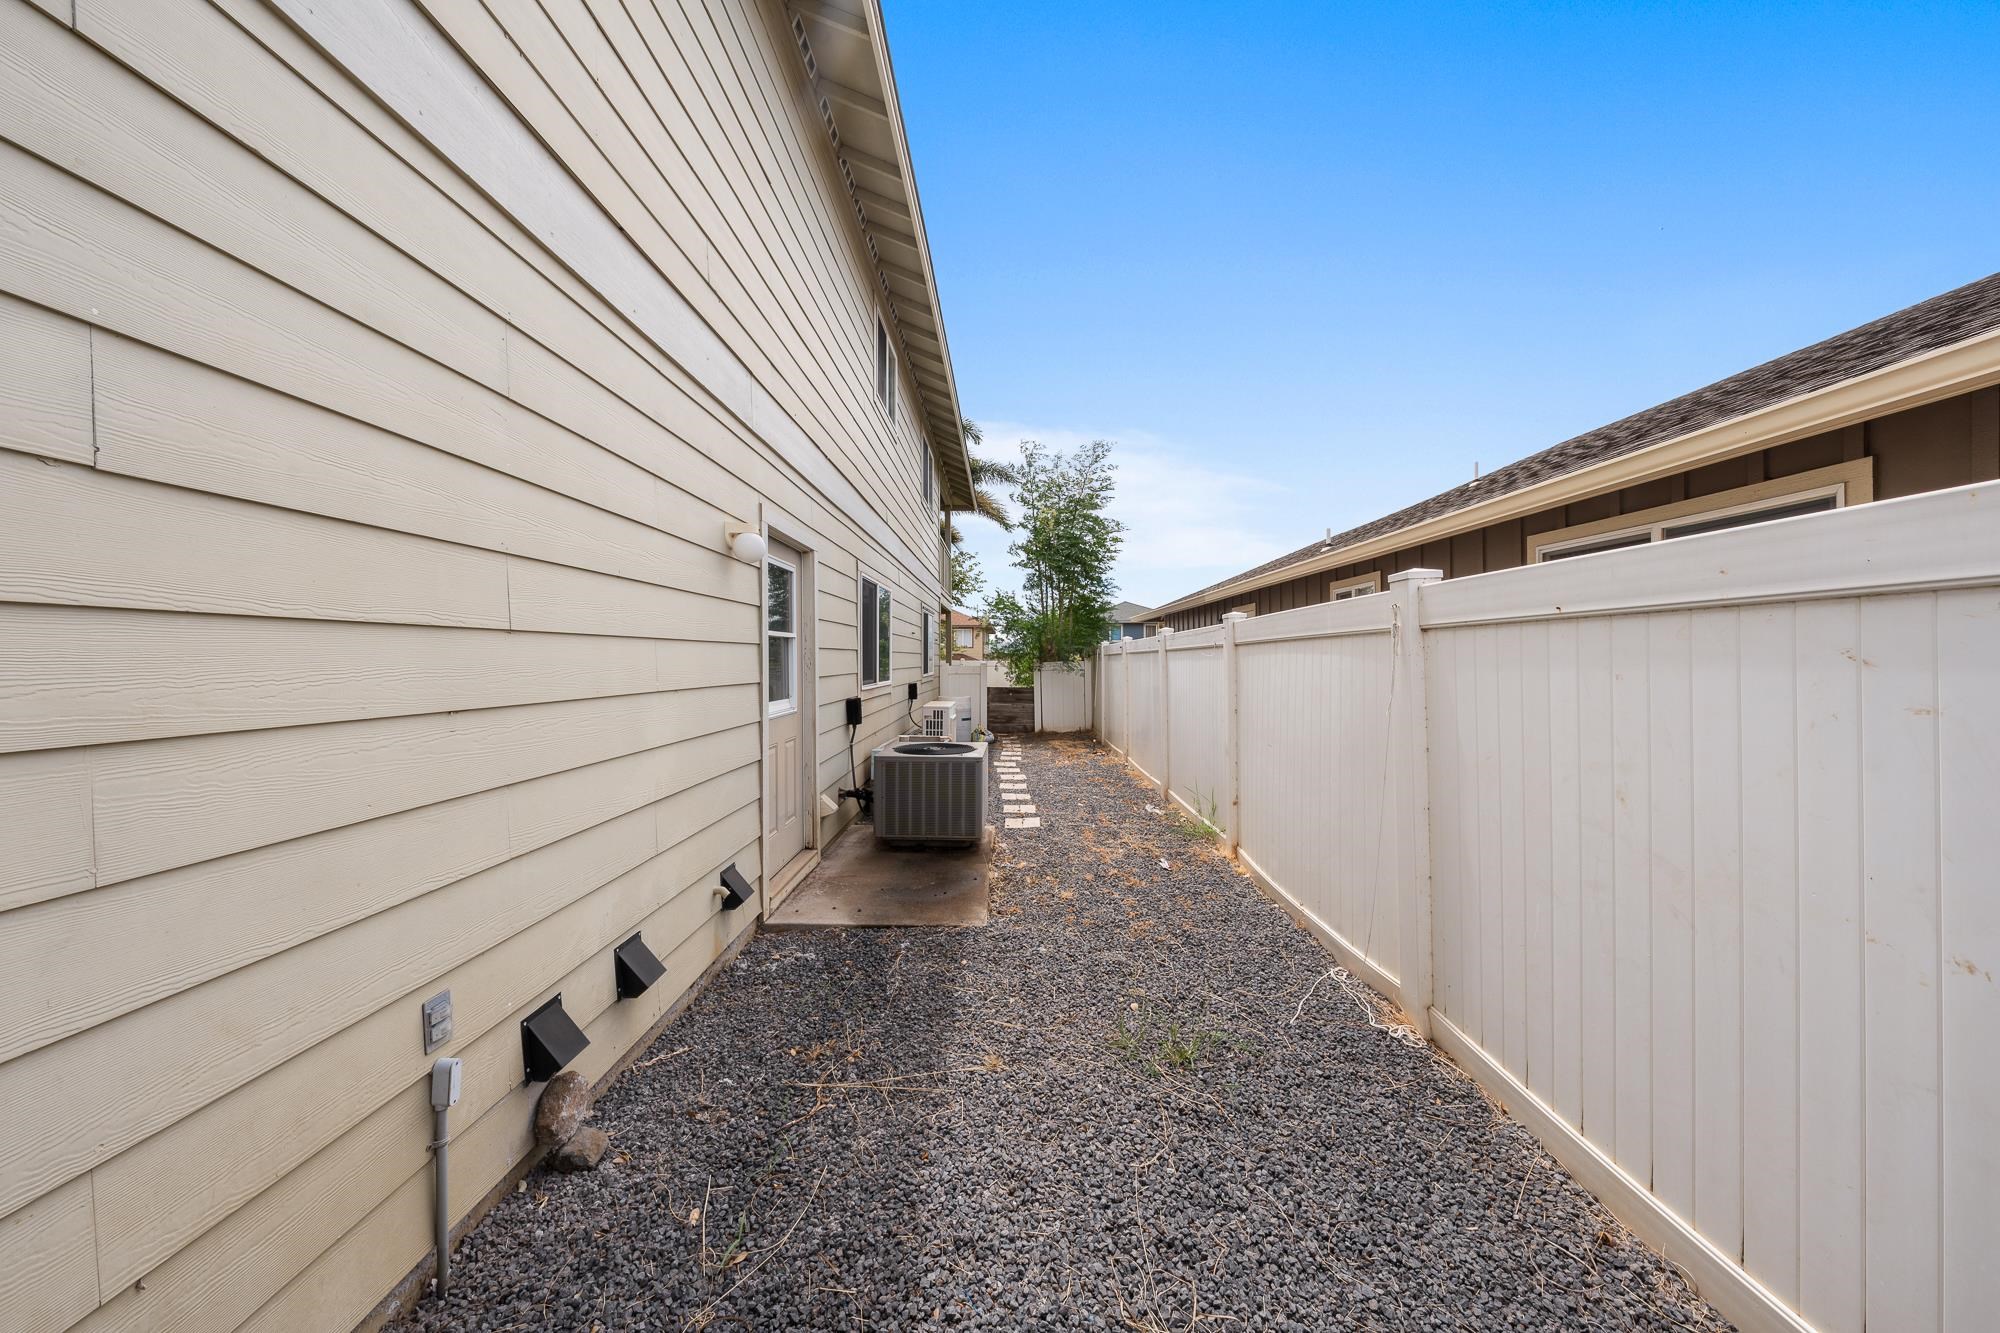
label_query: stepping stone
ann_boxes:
[1004,804,1037,815]
[1004,816,1041,829]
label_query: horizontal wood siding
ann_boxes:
[0,0,948,1329]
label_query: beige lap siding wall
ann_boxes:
[0,1,950,1330]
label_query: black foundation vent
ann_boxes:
[521,994,588,1083]
[718,863,752,912]
[614,932,665,999]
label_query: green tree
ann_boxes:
[948,537,985,607]
[985,438,1122,685]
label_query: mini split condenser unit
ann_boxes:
[871,737,987,845]
[919,698,973,741]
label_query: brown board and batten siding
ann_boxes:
[1163,384,2000,630]
[0,1,954,1331]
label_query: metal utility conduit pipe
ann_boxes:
[429,1058,462,1299]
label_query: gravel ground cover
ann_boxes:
[395,736,1733,1333]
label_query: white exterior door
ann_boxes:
[764,538,810,881]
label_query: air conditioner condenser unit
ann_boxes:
[871,737,987,846]
[919,700,958,738]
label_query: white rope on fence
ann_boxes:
[1289,965,1427,1049]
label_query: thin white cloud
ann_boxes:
[958,421,1288,610]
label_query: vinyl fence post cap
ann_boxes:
[1387,567,1444,586]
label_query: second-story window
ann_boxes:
[875,319,897,419]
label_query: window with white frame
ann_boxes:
[1528,461,1867,563]
[1328,571,1383,601]
[766,557,797,715]
[875,319,896,419]
[859,574,892,688]
[923,609,936,675]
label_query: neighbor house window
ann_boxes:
[860,574,892,687]
[767,557,797,716]
[1328,572,1383,601]
[1528,459,1870,563]
[875,319,896,419]
[954,627,974,648]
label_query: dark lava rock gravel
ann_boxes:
[394,736,1733,1332]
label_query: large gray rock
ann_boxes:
[532,1070,590,1146]
[547,1127,609,1173]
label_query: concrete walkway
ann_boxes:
[392,737,1732,1333]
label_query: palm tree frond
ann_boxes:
[972,485,1013,527]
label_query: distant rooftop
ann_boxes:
[1157,269,2000,615]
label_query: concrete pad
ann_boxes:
[764,823,992,929]
[1005,816,1042,829]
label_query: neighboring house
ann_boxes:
[1154,274,2000,628]
[0,4,964,1332]
[949,609,989,659]
[1106,600,1158,640]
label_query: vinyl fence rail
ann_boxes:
[1097,479,2000,1333]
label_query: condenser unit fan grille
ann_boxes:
[872,739,986,845]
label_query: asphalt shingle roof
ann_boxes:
[1167,271,2000,611]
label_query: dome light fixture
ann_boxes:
[726,522,767,564]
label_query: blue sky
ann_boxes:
[885,1,2000,610]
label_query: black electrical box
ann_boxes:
[907,681,919,701]
[521,993,589,1083]
[718,862,753,911]
[613,932,666,999]
[844,695,862,727]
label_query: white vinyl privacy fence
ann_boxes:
[1097,481,2000,1333]
[1033,661,1093,732]
[940,661,988,736]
